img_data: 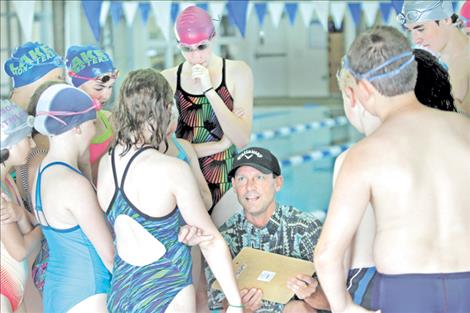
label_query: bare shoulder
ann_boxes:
[226,59,252,78]
[137,149,192,178]
[160,66,178,91]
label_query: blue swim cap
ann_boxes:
[1,99,34,150]
[34,84,98,136]
[4,42,64,88]
[65,45,116,87]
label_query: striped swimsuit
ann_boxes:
[106,147,192,313]
[175,59,237,210]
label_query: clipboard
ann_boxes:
[212,247,316,304]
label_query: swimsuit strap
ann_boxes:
[176,62,184,91]
[111,146,157,191]
[34,161,84,228]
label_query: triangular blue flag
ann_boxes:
[348,2,362,26]
[285,3,298,25]
[379,2,393,23]
[254,2,267,27]
[81,0,102,42]
[196,2,208,11]
[227,0,248,36]
[171,2,179,23]
[391,0,404,14]
[110,1,123,25]
[139,2,151,25]
[452,1,458,12]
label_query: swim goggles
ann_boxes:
[397,0,443,25]
[36,98,101,126]
[177,41,210,53]
[68,69,119,83]
[338,51,415,83]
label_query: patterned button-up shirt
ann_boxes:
[205,204,323,312]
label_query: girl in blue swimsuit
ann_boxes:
[31,83,113,313]
[97,68,242,313]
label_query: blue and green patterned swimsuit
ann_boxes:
[106,146,192,313]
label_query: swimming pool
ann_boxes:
[250,104,361,221]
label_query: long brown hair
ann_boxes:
[112,68,173,156]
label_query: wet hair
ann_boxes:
[347,26,417,97]
[413,49,456,112]
[28,80,64,136]
[112,68,173,156]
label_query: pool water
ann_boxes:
[250,105,361,221]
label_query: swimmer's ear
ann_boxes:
[356,79,375,106]
[344,87,356,108]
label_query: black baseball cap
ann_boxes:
[228,147,281,178]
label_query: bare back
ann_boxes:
[362,108,470,274]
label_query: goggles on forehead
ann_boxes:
[68,69,119,83]
[36,98,101,126]
[339,51,415,84]
[397,0,443,25]
[177,41,210,53]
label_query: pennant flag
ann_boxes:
[363,1,379,27]
[171,2,179,22]
[299,1,315,27]
[123,2,138,27]
[254,2,268,27]
[196,2,208,11]
[268,2,285,28]
[285,2,299,25]
[99,1,110,27]
[209,1,226,24]
[139,2,151,25]
[227,0,249,36]
[379,2,393,23]
[391,0,404,14]
[151,1,172,40]
[110,1,123,25]
[82,0,103,42]
[331,1,347,29]
[313,0,329,32]
[348,2,362,26]
[12,1,36,41]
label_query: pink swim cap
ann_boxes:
[175,6,215,45]
[461,0,470,27]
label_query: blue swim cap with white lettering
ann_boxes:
[4,42,64,88]
[65,45,116,87]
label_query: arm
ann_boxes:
[179,139,213,209]
[192,135,232,158]
[314,148,374,313]
[1,194,42,261]
[68,175,114,272]
[172,163,241,309]
[192,61,253,148]
[203,62,253,148]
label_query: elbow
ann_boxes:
[314,245,337,272]
[233,135,250,149]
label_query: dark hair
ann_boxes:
[112,68,173,156]
[413,49,456,112]
[0,149,10,163]
[28,80,64,136]
[347,26,417,97]
[435,14,459,25]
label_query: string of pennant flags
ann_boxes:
[12,1,467,43]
